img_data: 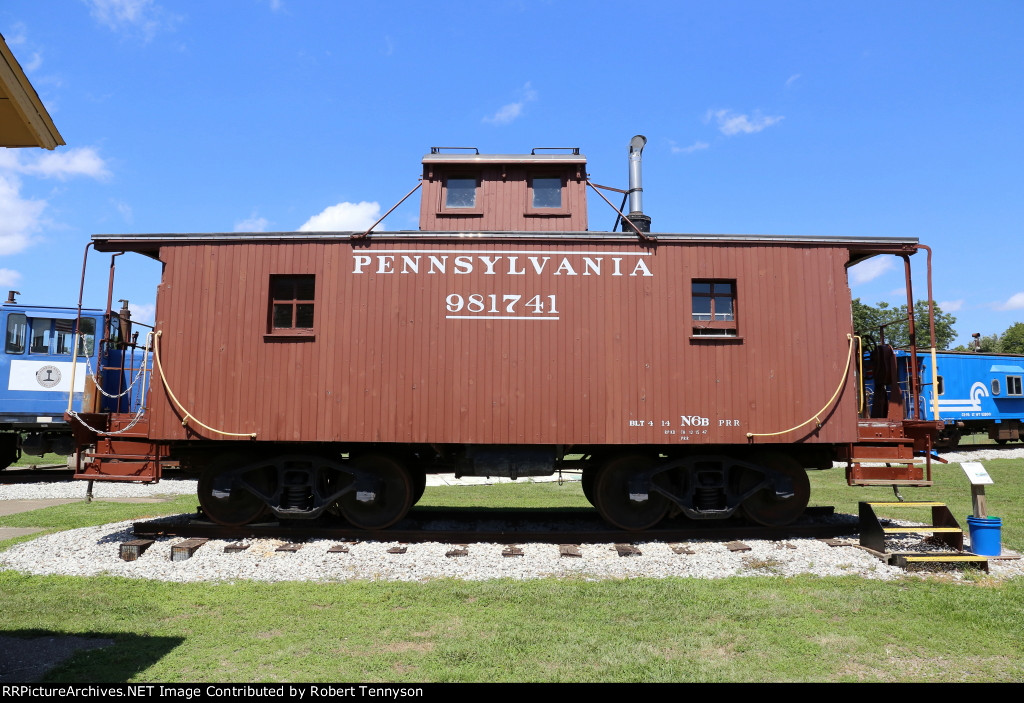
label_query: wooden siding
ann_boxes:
[147,238,859,447]
[419,165,588,231]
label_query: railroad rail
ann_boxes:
[133,506,854,544]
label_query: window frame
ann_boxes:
[524,173,571,217]
[438,176,483,215]
[690,279,739,339]
[5,313,26,354]
[1007,375,1023,397]
[266,274,317,341]
[24,316,95,357]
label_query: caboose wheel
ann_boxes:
[581,467,597,506]
[336,453,413,530]
[410,469,427,505]
[197,453,273,527]
[593,454,669,531]
[739,452,810,527]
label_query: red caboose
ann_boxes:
[69,138,941,529]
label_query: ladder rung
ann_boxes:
[882,526,961,533]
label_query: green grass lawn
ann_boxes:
[1,460,1022,682]
[10,451,68,467]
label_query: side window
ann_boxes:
[526,174,570,216]
[26,317,96,356]
[936,375,944,396]
[443,177,478,209]
[1007,376,1022,397]
[76,318,96,357]
[530,177,562,209]
[30,318,51,354]
[691,280,737,337]
[5,313,26,354]
[991,378,1001,396]
[268,275,315,335]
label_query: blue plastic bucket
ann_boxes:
[967,516,1002,556]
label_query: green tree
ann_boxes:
[851,298,957,349]
[1000,322,1024,354]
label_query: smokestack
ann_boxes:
[622,135,651,233]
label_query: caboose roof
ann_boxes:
[91,230,920,263]
[422,151,586,166]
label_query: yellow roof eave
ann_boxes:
[0,33,64,150]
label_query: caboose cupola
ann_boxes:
[418,147,588,232]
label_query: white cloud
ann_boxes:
[298,201,381,232]
[0,148,111,256]
[0,174,45,255]
[113,199,134,224]
[670,140,709,154]
[85,0,173,40]
[785,74,801,87]
[235,214,270,232]
[706,108,784,136]
[0,269,23,287]
[938,299,963,312]
[128,302,156,325]
[30,148,111,180]
[1,147,111,181]
[849,257,895,285]
[998,292,1024,310]
[483,82,538,125]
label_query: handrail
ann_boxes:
[747,334,858,440]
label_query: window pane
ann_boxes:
[76,318,96,357]
[295,279,315,300]
[272,278,295,300]
[692,282,712,295]
[272,304,293,329]
[54,318,75,355]
[446,178,476,208]
[692,298,712,320]
[5,313,25,354]
[30,319,51,354]
[295,304,314,328]
[714,296,734,320]
[532,178,562,208]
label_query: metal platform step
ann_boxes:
[891,553,989,572]
[852,478,934,487]
[859,501,988,572]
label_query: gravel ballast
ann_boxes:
[1,461,1021,583]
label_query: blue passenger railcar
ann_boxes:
[892,349,1024,445]
[0,299,146,469]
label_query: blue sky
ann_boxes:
[1,0,1021,347]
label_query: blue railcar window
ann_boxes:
[1008,376,1022,396]
[5,313,26,354]
[991,379,1001,396]
[936,375,944,395]
[30,319,50,354]
[26,317,95,356]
